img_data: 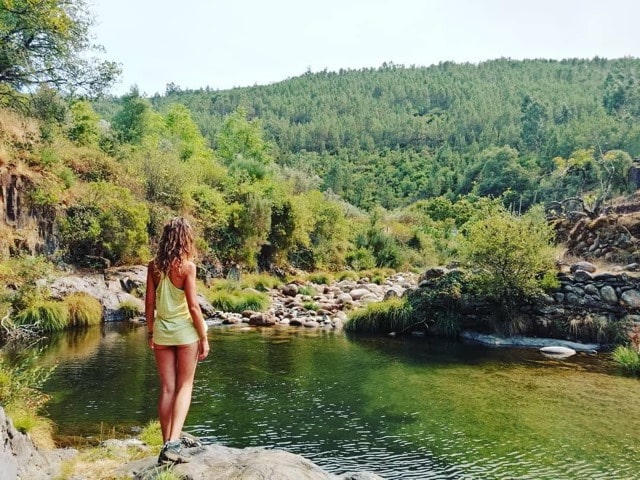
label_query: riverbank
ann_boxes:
[1,405,383,480]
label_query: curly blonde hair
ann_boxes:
[154,217,195,275]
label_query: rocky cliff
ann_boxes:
[0,167,58,257]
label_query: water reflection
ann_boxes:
[32,325,640,479]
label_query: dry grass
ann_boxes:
[5,405,55,449]
[0,108,39,145]
[64,292,103,327]
[0,144,10,166]
[0,223,15,257]
[58,445,151,480]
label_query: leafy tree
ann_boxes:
[111,87,154,144]
[288,190,349,270]
[598,149,633,195]
[216,107,272,167]
[58,182,149,265]
[520,94,548,152]
[459,205,557,324]
[355,209,403,269]
[164,103,212,161]
[603,70,640,118]
[66,99,100,146]
[0,0,119,95]
[473,146,535,209]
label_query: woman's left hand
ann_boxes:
[198,338,209,360]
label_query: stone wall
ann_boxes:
[415,264,640,343]
[533,262,640,329]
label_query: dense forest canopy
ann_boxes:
[94,58,640,211]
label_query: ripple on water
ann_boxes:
[37,325,640,480]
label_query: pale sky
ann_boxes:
[91,0,640,96]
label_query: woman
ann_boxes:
[145,217,210,464]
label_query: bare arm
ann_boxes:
[183,261,210,360]
[145,261,157,348]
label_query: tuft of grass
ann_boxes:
[151,469,186,480]
[612,346,640,376]
[432,313,461,338]
[139,420,163,448]
[14,299,70,332]
[118,300,141,320]
[6,405,55,449]
[243,273,283,292]
[208,290,269,313]
[302,301,320,312]
[298,285,317,296]
[64,292,103,327]
[345,298,413,334]
[0,350,56,449]
[307,272,333,285]
[336,270,359,281]
[57,443,153,480]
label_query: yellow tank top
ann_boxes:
[153,275,201,345]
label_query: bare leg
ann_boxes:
[154,342,199,442]
[154,345,177,442]
[167,342,199,441]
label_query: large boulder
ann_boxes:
[122,444,383,480]
[48,267,147,321]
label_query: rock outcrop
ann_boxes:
[0,406,75,480]
[121,444,383,480]
[0,168,58,257]
[0,411,384,480]
[562,212,640,264]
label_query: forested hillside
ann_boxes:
[96,58,640,211]
[3,0,640,280]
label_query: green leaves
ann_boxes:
[0,0,120,95]
[216,107,273,170]
[459,205,556,319]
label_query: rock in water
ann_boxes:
[539,346,577,358]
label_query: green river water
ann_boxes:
[34,323,640,479]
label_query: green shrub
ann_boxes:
[345,298,413,334]
[405,269,467,336]
[58,181,150,266]
[459,205,556,321]
[612,346,640,376]
[14,299,69,332]
[64,293,103,327]
[540,270,561,291]
[345,247,377,270]
[208,290,235,312]
[336,270,359,281]
[307,272,332,285]
[119,300,141,320]
[208,290,269,313]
